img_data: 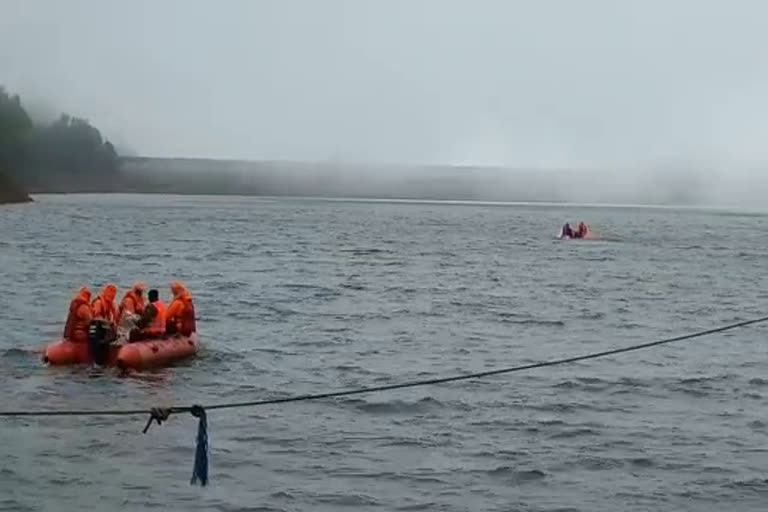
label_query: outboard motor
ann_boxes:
[87,319,116,366]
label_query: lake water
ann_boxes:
[1,193,768,511]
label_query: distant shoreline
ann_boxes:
[115,156,768,209]
[28,191,768,215]
[12,155,767,212]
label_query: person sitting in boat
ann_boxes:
[91,283,118,327]
[131,289,166,341]
[574,221,589,239]
[63,286,93,343]
[117,282,146,324]
[166,281,196,336]
[561,223,574,238]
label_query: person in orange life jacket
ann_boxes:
[63,286,93,343]
[575,221,589,239]
[91,283,118,327]
[132,289,166,341]
[117,282,146,324]
[165,281,196,336]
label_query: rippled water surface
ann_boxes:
[2,194,768,511]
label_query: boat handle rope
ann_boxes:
[1,314,767,486]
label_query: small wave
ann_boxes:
[384,286,418,295]
[700,465,739,475]
[618,377,649,388]
[225,310,262,320]
[314,493,380,507]
[335,363,375,375]
[345,396,446,415]
[270,491,296,501]
[84,250,141,258]
[550,428,600,439]
[468,418,521,428]
[1,347,40,359]
[237,506,290,512]
[527,402,579,413]
[497,311,527,319]
[0,500,35,512]
[537,418,567,426]
[339,282,366,291]
[251,267,280,273]
[665,375,734,398]
[577,376,606,384]
[582,256,613,262]
[205,280,250,291]
[378,438,423,448]
[322,326,353,334]
[397,502,438,511]
[281,283,333,291]
[724,478,768,492]
[629,457,656,468]
[669,386,710,398]
[340,248,391,256]
[468,449,528,459]
[201,348,247,364]
[749,378,768,386]
[612,322,645,330]
[500,318,565,327]
[261,304,303,317]
[48,475,86,486]
[679,375,732,385]
[575,456,624,470]
[487,466,546,482]
[205,249,246,259]
[0,468,19,481]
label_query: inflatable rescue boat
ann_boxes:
[44,330,200,370]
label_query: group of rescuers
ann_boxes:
[63,281,196,344]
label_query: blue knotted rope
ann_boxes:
[190,405,208,486]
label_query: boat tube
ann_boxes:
[43,323,199,370]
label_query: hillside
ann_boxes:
[0,168,32,204]
[0,87,119,193]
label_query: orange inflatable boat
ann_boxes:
[43,333,200,370]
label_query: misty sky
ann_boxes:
[2,0,768,168]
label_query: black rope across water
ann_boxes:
[1,314,767,486]
[202,314,768,410]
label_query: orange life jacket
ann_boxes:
[63,296,92,343]
[167,294,196,336]
[118,290,145,322]
[92,296,117,324]
[145,300,166,335]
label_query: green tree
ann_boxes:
[0,86,120,190]
[0,87,33,171]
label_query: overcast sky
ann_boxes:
[2,0,768,168]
